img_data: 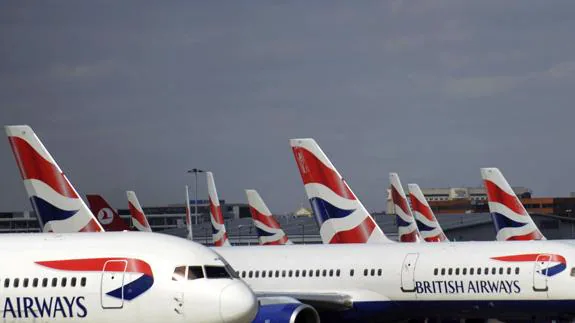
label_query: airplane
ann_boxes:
[127,191,153,232]
[4,126,259,323]
[408,183,448,242]
[206,171,231,247]
[86,194,131,231]
[215,139,575,322]
[245,189,292,245]
[6,126,103,233]
[481,167,546,241]
[291,138,390,244]
[390,173,422,243]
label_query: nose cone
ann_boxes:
[219,280,258,323]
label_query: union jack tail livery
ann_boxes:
[407,183,448,242]
[290,138,391,244]
[206,171,231,247]
[127,191,152,232]
[481,167,545,241]
[185,185,193,240]
[246,189,292,245]
[6,125,103,233]
[390,173,421,243]
[86,194,131,231]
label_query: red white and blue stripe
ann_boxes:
[491,253,566,277]
[207,172,231,247]
[36,258,154,299]
[481,168,545,241]
[408,183,448,242]
[390,173,421,243]
[127,191,152,232]
[6,125,103,233]
[246,189,292,245]
[290,138,390,244]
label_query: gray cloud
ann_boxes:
[1,1,575,213]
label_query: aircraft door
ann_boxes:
[101,260,128,309]
[533,254,550,293]
[401,253,419,292]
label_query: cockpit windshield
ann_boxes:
[205,266,231,279]
[172,264,237,280]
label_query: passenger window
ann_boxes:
[3,279,8,288]
[434,268,438,276]
[172,266,187,281]
[316,269,320,277]
[188,266,204,280]
[322,269,327,277]
[255,271,260,278]
[507,267,511,275]
[248,271,253,278]
[448,268,453,276]
[61,278,67,287]
[336,269,341,277]
[268,270,273,277]
[282,270,286,277]
[484,267,489,275]
[70,278,76,287]
[441,268,445,276]
[477,268,481,275]
[308,270,313,277]
[295,270,299,277]
[470,268,474,275]
[275,271,280,278]
[491,268,496,275]
[364,269,368,276]
[205,266,231,279]
[515,267,520,275]
[329,269,333,277]
[80,277,86,287]
[350,269,354,277]
[302,270,306,277]
[455,268,460,275]
[499,268,503,275]
[288,270,292,277]
[462,268,467,275]
[42,278,48,287]
[377,269,382,276]
[33,278,39,288]
[23,278,29,288]
[14,278,19,288]
[370,269,375,276]
[51,278,57,287]
[262,271,266,278]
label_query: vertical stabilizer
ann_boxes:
[126,191,152,232]
[246,189,292,245]
[86,194,130,231]
[6,125,103,233]
[481,167,545,241]
[407,183,448,242]
[206,171,231,246]
[389,173,421,242]
[290,138,391,244]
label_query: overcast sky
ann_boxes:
[1,1,575,213]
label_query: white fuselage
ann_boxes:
[0,232,257,323]
[216,240,575,321]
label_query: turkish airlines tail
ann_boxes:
[481,167,545,241]
[127,191,152,232]
[389,173,421,242]
[246,189,292,245]
[290,138,391,244]
[206,171,231,246]
[5,125,103,233]
[86,194,131,231]
[407,183,448,242]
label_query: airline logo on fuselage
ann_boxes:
[2,258,154,319]
[491,253,566,277]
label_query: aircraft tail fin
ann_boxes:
[6,125,103,233]
[86,194,131,231]
[481,167,545,241]
[246,189,292,245]
[407,183,447,242]
[389,173,421,242]
[126,191,152,232]
[206,171,231,246]
[290,138,391,244]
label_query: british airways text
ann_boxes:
[414,280,521,294]
[3,296,87,319]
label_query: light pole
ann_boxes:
[187,168,205,225]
